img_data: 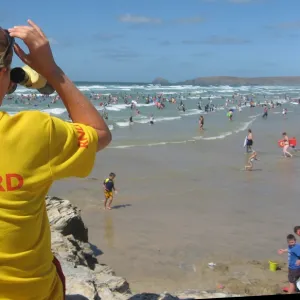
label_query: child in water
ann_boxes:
[245,151,259,171]
[227,110,233,121]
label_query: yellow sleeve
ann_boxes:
[49,116,98,180]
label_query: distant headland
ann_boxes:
[152,76,300,86]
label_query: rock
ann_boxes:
[47,196,131,300]
[95,274,130,293]
[151,77,170,85]
[47,196,242,299]
[46,196,88,242]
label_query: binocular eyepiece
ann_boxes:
[7,65,54,95]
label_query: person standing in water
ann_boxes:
[282,132,293,158]
[149,114,154,125]
[199,115,204,131]
[246,129,253,153]
[283,108,288,118]
[262,106,268,119]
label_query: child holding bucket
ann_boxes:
[278,234,300,294]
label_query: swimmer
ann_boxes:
[245,151,259,171]
[282,132,293,158]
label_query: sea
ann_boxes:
[3,82,300,149]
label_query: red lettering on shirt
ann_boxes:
[0,173,24,192]
[74,125,89,148]
[0,176,5,192]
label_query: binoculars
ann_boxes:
[7,65,54,95]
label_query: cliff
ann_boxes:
[47,196,242,299]
[152,76,300,86]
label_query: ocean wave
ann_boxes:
[41,108,67,115]
[181,109,204,116]
[116,121,130,128]
[192,114,259,141]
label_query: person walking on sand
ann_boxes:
[0,21,111,300]
[103,172,117,210]
[278,234,300,294]
[244,151,259,171]
[199,115,204,131]
[282,132,293,158]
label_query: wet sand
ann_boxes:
[50,111,300,294]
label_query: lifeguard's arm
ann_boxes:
[48,70,111,152]
[8,20,111,152]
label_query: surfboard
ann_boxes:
[278,137,297,148]
[243,136,247,148]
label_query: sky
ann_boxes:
[2,0,300,82]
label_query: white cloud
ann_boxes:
[118,14,162,24]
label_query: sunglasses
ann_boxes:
[0,28,15,68]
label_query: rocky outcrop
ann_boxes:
[152,77,170,85]
[47,196,242,299]
[47,196,131,300]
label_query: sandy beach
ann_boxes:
[50,108,300,295]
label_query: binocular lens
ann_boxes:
[10,67,26,84]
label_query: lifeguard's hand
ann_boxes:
[8,20,58,79]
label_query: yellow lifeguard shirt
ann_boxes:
[0,111,98,300]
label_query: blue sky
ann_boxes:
[2,0,300,82]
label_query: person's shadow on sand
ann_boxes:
[66,295,89,300]
[112,204,132,209]
[128,294,160,300]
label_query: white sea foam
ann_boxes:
[193,114,259,141]
[116,121,130,128]
[181,109,204,116]
[41,108,67,115]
